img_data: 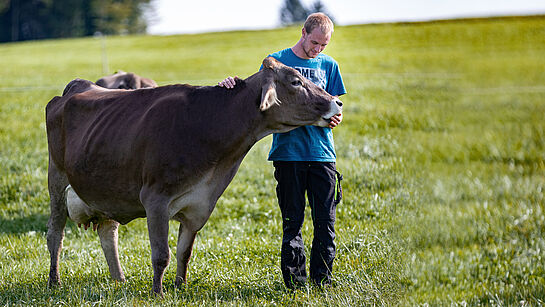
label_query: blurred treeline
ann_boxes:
[280,0,335,26]
[0,0,154,42]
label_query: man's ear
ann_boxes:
[260,83,279,111]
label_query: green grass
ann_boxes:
[1,15,544,305]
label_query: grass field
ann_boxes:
[0,15,544,306]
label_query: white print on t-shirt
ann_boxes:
[294,67,327,89]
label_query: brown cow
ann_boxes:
[45,57,342,295]
[96,70,158,89]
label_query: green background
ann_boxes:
[0,16,544,305]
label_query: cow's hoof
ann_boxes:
[174,278,187,289]
[113,277,126,283]
[47,279,61,288]
[152,290,164,298]
[48,271,61,288]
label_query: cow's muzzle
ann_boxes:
[322,98,343,120]
[313,98,343,127]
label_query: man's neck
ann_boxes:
[291,40,309,60]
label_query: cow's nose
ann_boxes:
[334,98,343,107]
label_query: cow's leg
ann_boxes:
[174,223,197,288]
[46,157,69,287]
[141,193,171,296]
[97,220,125,282]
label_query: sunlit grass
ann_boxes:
[0,16,544,305]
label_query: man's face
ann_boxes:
[301,28,331,59]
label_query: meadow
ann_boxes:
[0,15,544,305]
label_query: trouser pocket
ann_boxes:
[334,170,343,205]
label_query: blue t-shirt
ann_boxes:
[266,48,346,162]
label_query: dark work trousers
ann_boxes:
[273,161,340,288]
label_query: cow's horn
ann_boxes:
[263,57,278,69]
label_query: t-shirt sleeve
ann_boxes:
[327,61,347,97]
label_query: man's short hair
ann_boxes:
[304,12,334,34]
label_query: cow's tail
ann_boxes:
[62,78,95,96]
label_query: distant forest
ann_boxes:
[0,0,333,43]
[0,0,153,42]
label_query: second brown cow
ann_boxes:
[96,70,158,89]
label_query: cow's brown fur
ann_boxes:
[45,57,342,295]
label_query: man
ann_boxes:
[219,12,346,289]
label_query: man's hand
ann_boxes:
[218,76,238,89]
[329,112,343,128]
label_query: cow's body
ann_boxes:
[45,57,342,295]
[53,84,253,224]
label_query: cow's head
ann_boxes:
[96,71,157,89]
[259,57,342,130]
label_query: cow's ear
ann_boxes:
[134,75,143,89]
[260,83,279,111]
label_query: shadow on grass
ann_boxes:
[0,213,86,235]
[169,279,289,303]
[0,274,291,305]
[0,276,136,305]
[0,213,49,234]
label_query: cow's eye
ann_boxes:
[291,80,303,87]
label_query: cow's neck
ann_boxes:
[210,77,270,161]
[183,78,273,206]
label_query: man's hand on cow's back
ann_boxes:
[218,76,238,89]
